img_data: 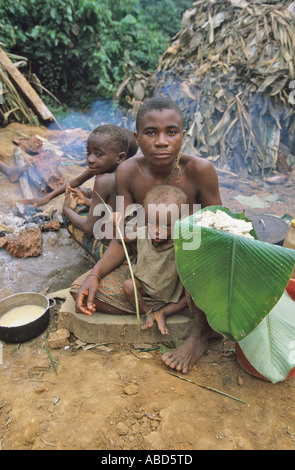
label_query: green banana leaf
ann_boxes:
[174,206,295,342]
[238,289,295,383]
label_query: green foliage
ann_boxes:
[0,0,193,108]
[140,0,193,39]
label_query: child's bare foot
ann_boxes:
[161,333,208,373]
[161,315,221,374]
[5,164,29,183]
[141,310,154,330]
[141,309,169,335]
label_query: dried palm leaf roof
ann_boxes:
[149,0,295,176]
[161,0,295,83]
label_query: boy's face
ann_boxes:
[86,134,124,175]
[144,202,180,247]
[134,109,185,168]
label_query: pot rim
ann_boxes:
[0,292,55,331]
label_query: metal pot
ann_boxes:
[0,292,56,343]
[251,214,289,245]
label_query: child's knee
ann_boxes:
[123,278,134,296]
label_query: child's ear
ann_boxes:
[133,132,139,147]
[117,152,127,164]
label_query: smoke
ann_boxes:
[50,97,135,131]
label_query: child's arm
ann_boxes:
[62,173,114,234]
[159,293,188,318]
[74,219,137,316]
[74,238,126,315]
[22,169,93,206]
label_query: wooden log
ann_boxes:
[0,47,54,123]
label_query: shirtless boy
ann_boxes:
[73,96,222,373]
[22,127,137,208]
[63,125,135,234]
[62,125,138,261]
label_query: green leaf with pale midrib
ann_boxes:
[174,206,295,342]
[238,290,295,383]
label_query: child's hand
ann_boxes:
[75,275,99,315]
[22,194,51,207]
[64,184,79,210]
[70,187,87,206]
[79,188,92,207]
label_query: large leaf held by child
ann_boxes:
[174,206,295,341]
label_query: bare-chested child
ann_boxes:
[123,185,189,335]
[22,127,137,209]
[62,126,137,231]
[72,96,222,373]
[61,125,138,261]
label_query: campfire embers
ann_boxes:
[0,128,88,258]
[0,201,61,258]
[13,136,43,155]
[27,149,65,192]
[13,132,88,195]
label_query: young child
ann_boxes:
[123,185,188,335]
[22,127,137,208]
[62,124,138,261]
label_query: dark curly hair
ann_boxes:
[90,124,138,158]
[143,185,188,209]
[136,96,184,131]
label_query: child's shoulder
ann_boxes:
[120,153,144,169]
[183,152,216,174]
[93,172,115,189]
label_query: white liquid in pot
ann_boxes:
[0,305,45,327]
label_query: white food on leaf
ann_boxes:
[195,209,254,238]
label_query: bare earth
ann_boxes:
[1,124,295,451]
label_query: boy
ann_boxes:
[62,124,138,261]
[22,127,137,208]
[72,96,222,373]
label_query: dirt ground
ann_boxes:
[1,123,295,451]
